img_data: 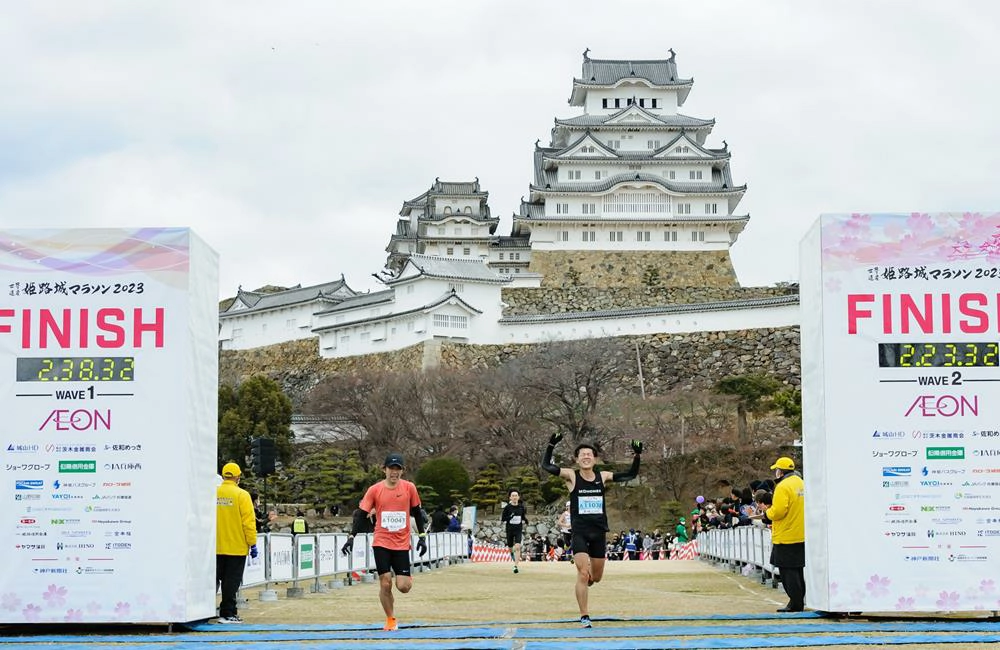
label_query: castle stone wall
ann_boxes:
[528,250,738,289]
[501,285,794,316]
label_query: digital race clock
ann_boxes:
[16,357,135,382]
[878,342,999,368]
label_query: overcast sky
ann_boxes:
[2,1,998,298]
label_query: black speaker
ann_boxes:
[250,437,276,476]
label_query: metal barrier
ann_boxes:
[697,527,781,587]
[238,531,469,596]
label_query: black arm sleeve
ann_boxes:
[349,508,369,536]
[612,453,641,482]
[541,443,561,476]
[410,505,427,534]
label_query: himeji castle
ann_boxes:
[219,51,797,358]
[515,48,749,289]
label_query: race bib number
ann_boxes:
[578,496,603,515]
[509,515,522,525]
[381,510,407,532]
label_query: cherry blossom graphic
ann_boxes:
[936,591,961,609]
[1,593,22,612]
[866,574,891,597]
[42,584,67,608]
[64,609,83,622]
[22,603,42,622]
[113,602,131,618]
[895,596,915,610]
[85,601,101,615]
[985,580,998,594]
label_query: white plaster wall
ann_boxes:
[220,302,320,350]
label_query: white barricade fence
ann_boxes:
[698,527,781,582]
[294,534,317,580]
[235,532,469,595]
[242,533,268,587]
[268,533,295,582]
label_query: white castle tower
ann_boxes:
[511,49,749,288]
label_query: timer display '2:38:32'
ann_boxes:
[878,342,999,368]
[15,357,135,382]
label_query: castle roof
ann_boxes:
[555,106,713,130]
[570,52,694,106]
[548,130,730,163]
[221,278,355,316]
[314,289,483,332]
[314,289,395,317]
[387,254,511,285]
[399,178,490,217]
[513,198,750,226]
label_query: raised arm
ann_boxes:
[541,432,574,483]
[608,440,643,483]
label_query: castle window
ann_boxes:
[610,231,623,242]
[602,98,608,108]
[668,170,676,179]
[665,230,678,242]
[407,285,414,294]
[499,253,504,260]
[463,248,471,256]
[514,253,521,260]
[651,99,658,108]
[639,98,646,108]
[464,206,472,214]
[286,318,296,328]
[433,314,449,328]
[691,230,705,242]
[515,268,521,273]
[582,231,596,242]
[705,203,718,214]
[628,164,642,170]
[568,170,581,180]
[449,283,464,293]
[582,203,597,215]
[626,98,633,106]
[446,247,454,256]
[556,203,570,214]
[647,140,661,149]
[559,231,569,241]
[614,98,621,108]
[676,203,692,215]
[637,231,651,242]
[689,170,703,180]
[594,170,603,179]
[444,206,452,215]
[603,191,670,216]
[608,139,621,149]
[437,227,445,235]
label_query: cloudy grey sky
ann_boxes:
[2,1,997,298]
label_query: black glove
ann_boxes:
[340,536,354,556]
[416,534,428,557]
[630,439,643,455]
[548,432,563,446]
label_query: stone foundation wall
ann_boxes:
[501,285,795,316]
[217,325,802,408]
[528,250,738,289]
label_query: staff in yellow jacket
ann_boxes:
[766,456,805,612]
[216,462,258,623]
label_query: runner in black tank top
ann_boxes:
[542,434,643,628]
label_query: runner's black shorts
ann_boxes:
[506,526,523,547]
[373,546,412,576]
[571,529,607,558]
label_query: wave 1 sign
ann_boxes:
[0,228,218,624]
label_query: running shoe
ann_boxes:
[513,566,519,574]
[217,615,243,624]
[580,615,592,628]
[383,616,398,631]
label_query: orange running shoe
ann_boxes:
[383,616,398,631]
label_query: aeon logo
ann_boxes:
[38,410,111,432]
[905,395,978,418]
